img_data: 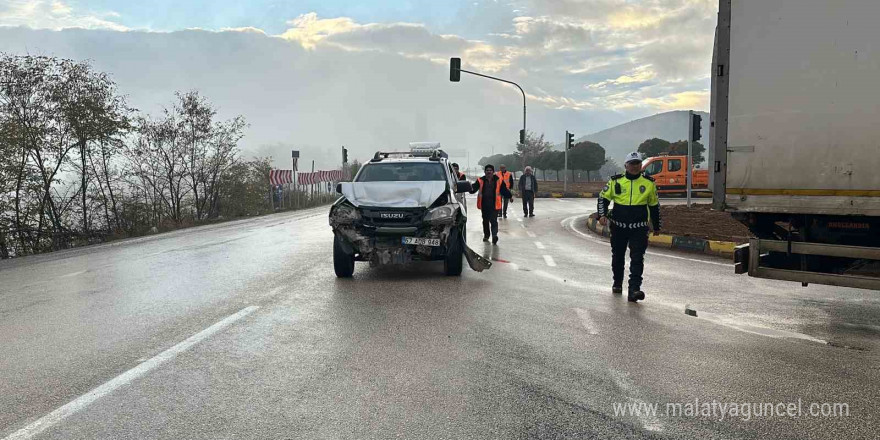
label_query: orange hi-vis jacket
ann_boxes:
[476,176,504,210]
[496,171,513,196]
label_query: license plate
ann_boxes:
[402,237,441,246]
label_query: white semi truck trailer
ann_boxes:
[711,0,880,290]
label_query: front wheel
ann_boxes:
[333,235,355,278]
[444,228,464,276]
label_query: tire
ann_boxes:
[444,228,464,276]
[333,235,355,278]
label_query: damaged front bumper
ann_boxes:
[329,202,490,271]
[333,224,491,272]
[332,223,456,266]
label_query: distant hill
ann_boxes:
[578,110,709,165]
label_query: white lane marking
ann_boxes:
[60,270,87,278]
[543,255,556,267]
[4,306,260,440]
[526,231,536,238]
[699,311,827,344]
[535,242,546,250]
[509,263,520,271]
[516,218,523,222]
[562,216,732,267]
[574,308,599,335]
[610,371,664,432]
[520,224,526,229]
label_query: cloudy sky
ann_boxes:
[0,0,717,169]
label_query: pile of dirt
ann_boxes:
[659,204,753,244]
[529,181,605,194]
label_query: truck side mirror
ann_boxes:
[336,183,343,194]
[455,181,472,193]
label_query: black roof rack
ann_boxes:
[370,150,448,162]
[371,151,411,162]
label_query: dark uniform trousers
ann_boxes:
[610,225,649,290]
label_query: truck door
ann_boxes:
[667,158,683,186]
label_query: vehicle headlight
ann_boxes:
[330,203,360,224]
[425,205,456,223]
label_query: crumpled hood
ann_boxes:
[339,181,447,208]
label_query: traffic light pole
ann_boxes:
[687,110,693,208]
[454,68,526,146]
[564,131,569,194]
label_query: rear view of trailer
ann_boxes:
[712,0,880,290]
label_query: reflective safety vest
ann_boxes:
[598,173,661,229]
[476,176,503,210]
[496,171,513,193]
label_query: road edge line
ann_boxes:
[3,306,259,440]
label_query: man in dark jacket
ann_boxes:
[519,166,538,217]
[470,164,511,244]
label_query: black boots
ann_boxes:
[628,290,646,302]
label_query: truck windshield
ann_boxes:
[643,160,663,176]
[356,162,447,182]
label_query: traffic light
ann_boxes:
[566,131,575,150]
[692,114,702,142]
[342,146,348,164]
[450,58,461,82]
[519,129,525,144]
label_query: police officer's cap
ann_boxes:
[624,152,642,164]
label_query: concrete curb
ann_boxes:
[534,192,598,199]
[531,191,713,199]
[584,213,736,258]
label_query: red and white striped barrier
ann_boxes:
[298,170,344,185]
[269,170,293,185]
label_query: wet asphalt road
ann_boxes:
[1,199,878,439]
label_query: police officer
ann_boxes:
[597,152,661,302]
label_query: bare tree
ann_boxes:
[0,55,265,257]
[176,91,214,220]
[125,115,189,224]
[55,59,131,234]
[0,55,75,251]
[516,131,554,168]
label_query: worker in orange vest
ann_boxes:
[452,163,466,180]
[470,164,511,244]
[496,164,515,218]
